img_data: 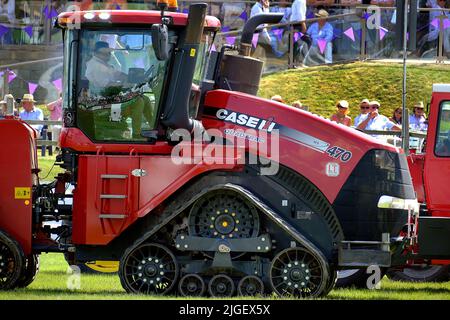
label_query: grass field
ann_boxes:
[259,61,450,119]
[0,254,449,300]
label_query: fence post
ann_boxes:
[360,14,367,61]
[2,70,9,98]
[288,24,294,68]
[437,15,444,63]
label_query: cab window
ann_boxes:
[435,101,450,157]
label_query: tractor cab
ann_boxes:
[57,4,220,146]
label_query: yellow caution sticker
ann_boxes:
[15,187,31,199]
[190,48,196,57]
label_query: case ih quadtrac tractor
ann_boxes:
[0,3,419,297]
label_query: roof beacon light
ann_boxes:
[168,0,178,11]
[157,0,169,10]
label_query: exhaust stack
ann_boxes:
[217,13,283,96]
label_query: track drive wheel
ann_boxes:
[237,275,264,296]
[17,254,40,288]
[269,247,328,298]
[0,230,25,290]
[119,243,179,295]
[208,274,235,297]
[178,274,206,297]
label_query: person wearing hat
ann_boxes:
[353,99,371,127]
[85,41,128,90]
[356,100,401,132]
[409,101,428,132]
[303,9,334,65]
[19,93,44,134]
[271,94,284,103]
[330,100,352,126]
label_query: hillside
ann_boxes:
[259,61,450,119]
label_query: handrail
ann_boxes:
[0,57,63,71]
[363,129,428,139]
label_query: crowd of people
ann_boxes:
[269,94,429,135]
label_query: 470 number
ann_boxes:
[326,146,352,162]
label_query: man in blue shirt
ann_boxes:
[19,94,44,134]
[409,101,428,132]
[303,9,334,65]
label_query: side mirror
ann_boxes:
[151,24,169,61]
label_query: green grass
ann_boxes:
[0,254,449,300]
[37,155,63,181]
[259,61,450,119]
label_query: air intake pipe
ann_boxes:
[239,13,283,56]
[161,3,206,133]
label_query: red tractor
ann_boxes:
[0,3,418,297]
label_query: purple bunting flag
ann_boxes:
[363,12,371,21]
[379,27,388,41]
[221,26,230,33]
[317,39,327,54]
[306,11,315,19]
[239,10,248,21]
[7,72,16,84]
[343,27,355,42]
[225,36,236,46]
[24,26,33,38]
[0,24,9,38]
[272,28,283,41]
[182,8,189,14]
[28,82,38,95]
[294,32,303,42]
[52,78,63,92]
[210,43,217,52]
[43,5,49,18]
[430,18,439,29]
[252,33,259,48]
[50,8,59,19]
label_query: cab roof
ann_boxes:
[57,10,221,31]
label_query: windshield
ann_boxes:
[76,29,173,142]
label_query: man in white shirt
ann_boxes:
[356,101,401,132]
[354,99,371,127]
[85,41,127,90]
[290,0,307,33]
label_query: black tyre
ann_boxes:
[17,254,40,288]
[386,265,450,282]
[336,268,386,289]
[0,230,25,290]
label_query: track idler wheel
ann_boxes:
[119,243,179,295]
[269,247,328,298]
[0,230,25,290]
[208,274,235,297]
[178,274,206,297]
[238,275,264,296]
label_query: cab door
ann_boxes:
[423,92,450,217]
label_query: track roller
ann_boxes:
[208,274,235,297]
[178,274,206,297]
[269,247,328,298]
[237,275,264,296]
[119,243,179,295]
